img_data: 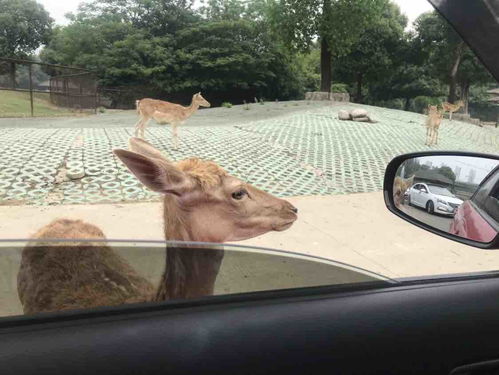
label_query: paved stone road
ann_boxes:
[0,103,497,205]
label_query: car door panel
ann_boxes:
[2,276,499,375]
[411,185,421,207]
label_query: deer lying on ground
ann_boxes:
[425,105,444,146]
[441,100,464,121]
[134,93,211,149]
[18,137,298,313]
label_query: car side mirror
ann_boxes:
[384,152,499,249]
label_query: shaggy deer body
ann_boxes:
[425,105,444,146]
[18,138,297,313]
[393,176,414,208]
[17,219,154,314]
[442,100,464,121]
[135,93,210,149]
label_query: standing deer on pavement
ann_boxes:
[442,100,464,121]
[425,105,444,146]
[135,93,211,149]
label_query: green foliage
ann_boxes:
[412,96,443,114]
[221,101,233,108]
[270,0,384,57]
[268,0,385,90]
[293,48,321,93]
[0,0,53,57]
[436,166,456,183]
[97,106,106,113]
[173,20,302,100]
[374,98,405,111]
[334,1,407,102]
[331,83,348,93]
[71,0,199,37]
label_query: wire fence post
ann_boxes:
[28,63,34,117]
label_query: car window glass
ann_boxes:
[473,170,499,221]
[428,185,453,197]
[0,241,392,319]
[0,0,498,319]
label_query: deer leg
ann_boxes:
[134,118,143,138]
[449,111,452,121]
[140,118,150,139]
[435,128,439,145]
[425,127,430,145]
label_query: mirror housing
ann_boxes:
[384,151,499,249]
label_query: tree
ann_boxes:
[199,0,247,20]
[269,0,384,93]
[0,0,53,86]
[456,50,494,113]
[334,1,407,102]
[173,20,302,102]
[71,0,198,37]
[41,21,135,73]
[436,165,456,183]
[414,11,466,104]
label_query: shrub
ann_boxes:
[412,96,442,114]
[97,106,106,113]
[375,98,405,110]
[331,83,349,93]
[221,102,233,108]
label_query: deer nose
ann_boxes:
[290,205,298,214]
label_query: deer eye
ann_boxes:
[232,189,248,200]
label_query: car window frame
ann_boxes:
[470,167,499,228]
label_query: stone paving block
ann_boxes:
[0,105,497,205]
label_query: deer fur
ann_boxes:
[18,138,298,313]
[425,105,444,146]
[117,137,298,300]
[134,93,211,149]
[393,175,414,208]
[18,219,155,315]
[442,100,464,121]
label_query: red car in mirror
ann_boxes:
[449,166,499,243]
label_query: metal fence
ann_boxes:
[0,57,97,117]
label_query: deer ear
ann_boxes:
[114,149,194,195]
[128,137,170,161]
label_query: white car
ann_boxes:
[407,183,463,216]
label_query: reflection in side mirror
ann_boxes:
[385,152,499,249]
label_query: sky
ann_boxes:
[38,0,435,28]
[413,156,499,184]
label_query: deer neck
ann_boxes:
[155,196,224,301]
[185,101,200,117]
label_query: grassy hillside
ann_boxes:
[0,90,74,117]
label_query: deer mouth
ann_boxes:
[273,220,296,232]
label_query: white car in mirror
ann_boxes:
[407,183,463,216]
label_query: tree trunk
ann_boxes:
[448,42,465,103]
[461,80,470,114]
[404,97,410,111]
[320,37,332,95]
[9,62,16,89]
[356,73,363,103]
